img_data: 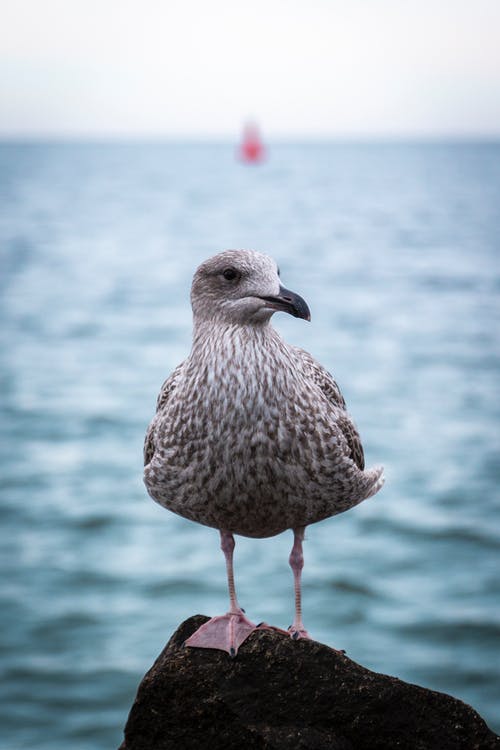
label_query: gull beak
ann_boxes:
[260,285,311,321]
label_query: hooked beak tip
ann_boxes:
[260,285,311,321]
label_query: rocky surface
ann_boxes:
[119,615,500,750]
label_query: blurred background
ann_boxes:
[1,1,500,747]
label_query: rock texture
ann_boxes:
[120,615,500,750]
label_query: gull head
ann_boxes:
[191,249,311,326]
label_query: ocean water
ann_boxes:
[0,141,499,747]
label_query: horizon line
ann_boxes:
[1,133,500,144]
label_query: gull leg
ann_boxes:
[288,527,311,640]
[185,531,258,657]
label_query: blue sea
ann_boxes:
[1,141,499,747]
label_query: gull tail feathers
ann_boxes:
[362,465,385,500]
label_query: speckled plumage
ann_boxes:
[144,250,384,539]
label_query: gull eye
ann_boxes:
[222,267,239,281]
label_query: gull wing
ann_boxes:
[294,347,365,471]
[143,361,184,466]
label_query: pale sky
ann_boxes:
[1,0,500,138]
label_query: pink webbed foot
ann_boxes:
[288,625,311,641]
[288,625,345,653]
[185,610,258,657]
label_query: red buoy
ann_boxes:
[239,122,266,163]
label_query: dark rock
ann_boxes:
[120,615,500,750]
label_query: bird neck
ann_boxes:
[187,319,297,401]
[191,319,284,362]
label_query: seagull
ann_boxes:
[144,249,384,656]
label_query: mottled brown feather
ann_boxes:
[144,363,184,466]
[294,347,365,470]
